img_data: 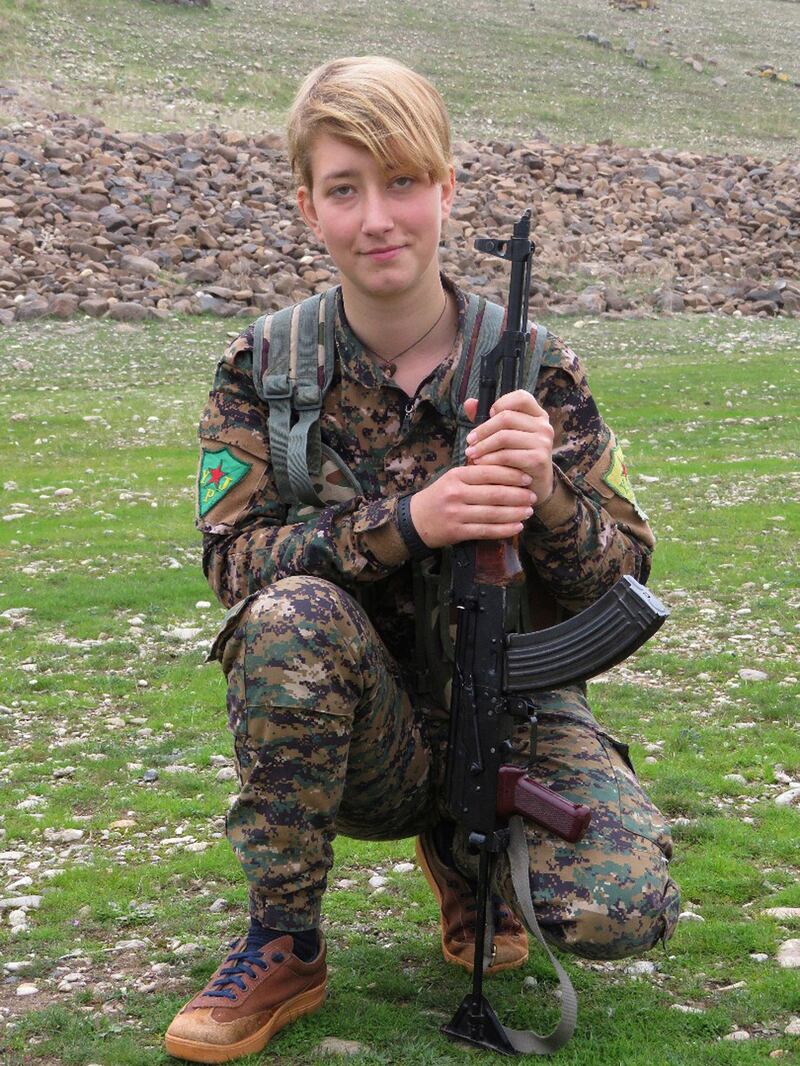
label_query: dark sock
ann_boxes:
[433,819,457,867]
[245,917,319,962]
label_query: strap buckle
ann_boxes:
[293,383,323,410]
[261,373,291,400]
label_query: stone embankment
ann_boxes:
[0,105,798,326]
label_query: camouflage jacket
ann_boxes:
[196,276,654,672]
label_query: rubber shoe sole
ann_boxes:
[164,979,327,1063]
[415,835,528,976]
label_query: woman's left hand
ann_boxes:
[463,390,554,506]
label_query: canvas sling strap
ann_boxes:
[253,286,577,1052]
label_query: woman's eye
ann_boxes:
[392,176,414,189]
[330,184,354,197]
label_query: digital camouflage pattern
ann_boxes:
[198,276,655,662]
[197,275,679,955]
[215,573,679,953]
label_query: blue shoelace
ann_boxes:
[204,940,281,1001]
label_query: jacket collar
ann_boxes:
[334,274,469,424]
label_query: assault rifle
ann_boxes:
[442,211,669,1056]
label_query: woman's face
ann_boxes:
[297,132,455,300]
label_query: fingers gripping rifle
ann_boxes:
[441,212,669,1056]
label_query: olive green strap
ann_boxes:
[258,307,295,504]
[503,815,578,1054]
[286,293,326,506]
[452,299,505,468]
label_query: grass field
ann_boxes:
[1,0,799,158]
[1,311,798,1064]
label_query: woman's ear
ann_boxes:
[440,163,456,221]
[297,185,323,241]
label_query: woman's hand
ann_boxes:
[409,463,538,548]
[408,390,554,549]
[462,390,554,503]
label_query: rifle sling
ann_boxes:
[502,815,578,1054]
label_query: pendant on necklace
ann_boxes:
[383,362,397,377]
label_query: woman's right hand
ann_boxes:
[409,465,538,549]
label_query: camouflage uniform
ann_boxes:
[196,276,680,956]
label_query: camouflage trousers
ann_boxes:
[213,576,680,959]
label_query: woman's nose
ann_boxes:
[361,191,394,235]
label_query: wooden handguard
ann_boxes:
[496,766,592,843]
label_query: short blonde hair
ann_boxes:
[287,56,452,190]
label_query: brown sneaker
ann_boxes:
[164,934,327,1063]
[416,831,528,976]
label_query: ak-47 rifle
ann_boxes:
[442,211,669,1056]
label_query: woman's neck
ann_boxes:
[340,266,455,365]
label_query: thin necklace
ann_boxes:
[363,293,449,378]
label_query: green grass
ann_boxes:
[1,0,799,157]
[1,312,799,1063]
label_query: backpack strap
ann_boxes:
[255,288,339,508]
[450,303,549,469]
[450,296,506,469]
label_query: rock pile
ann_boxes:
[0,104,798,327]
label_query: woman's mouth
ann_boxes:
[362,245,405,262]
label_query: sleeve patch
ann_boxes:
[602,444,648,520]
[198,447,252,517]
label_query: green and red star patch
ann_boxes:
[602,443,648,520]
[198,447,251,517]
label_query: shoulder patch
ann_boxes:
[198,447,252,517]
[602,443,648,520]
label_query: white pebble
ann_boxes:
[4,960,32,974]
[368,874,388,888]
[671,1004,705,1014]
[15,983,39,997]
[784,1017,800,1036]
[777,939,800,968]
[314,1038,366,1057]
[723,1030,750,1041]
[53,487,74,497]
[763,908,800,920]
[738,668,767,682]
[749,953,769,962]
[196,600,211,609]
[679,911,706,923]
[215,767,237,782]
[165,627,202,641]
[113,938,148,952]
[0,895,42,911]
[6,877,33,892]
[392,862,415,874]
[174,942,202,957]
[624,960,658,975]
[44,828,83,843]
